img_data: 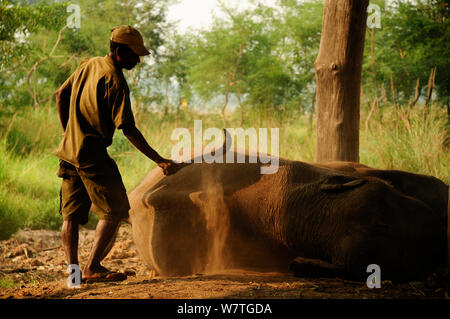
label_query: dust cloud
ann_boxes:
[200,168,231,273]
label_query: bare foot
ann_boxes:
[82,271,127,283]
[83,265,127,283]
[83,264,109,278]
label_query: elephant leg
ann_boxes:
[289,256,344,278]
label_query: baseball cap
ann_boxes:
[110,25,150,56]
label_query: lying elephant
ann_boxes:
[127,152,448,282]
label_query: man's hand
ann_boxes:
[157,159,181,176]
[122,125,181,176]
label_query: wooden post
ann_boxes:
[315,0,370,163]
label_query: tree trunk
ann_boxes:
[221,92,229,129]
[309,89,316,132]
[447,186,450,268]
[424,66,437,117]
[314,0,369,163]
[447,101,450,122]
[158,82,170,130]
[238,92,244,127]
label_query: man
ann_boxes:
[55,25,178,283]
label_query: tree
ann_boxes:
[276,0,323,112]
[0,0,173,113]
[184,2,309,126]
[314,0,370,163]
[185,5,255,127]
[0,0,67,110]
[361,0,450,113]
[150,32,192,126]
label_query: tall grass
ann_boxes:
[0,103,448,240]
[360,105,449,184]
[0,107,61,239]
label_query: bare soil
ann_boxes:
[0,226,448,299]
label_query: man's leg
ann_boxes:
[58,162,90,268]
[79,159,130,280]
[83,218,121,277]
[61,220,79,266]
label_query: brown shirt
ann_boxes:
[55,55,135,168]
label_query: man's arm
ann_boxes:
[122,124,164,163]
[122,124,179,175]
[56,87,71,132]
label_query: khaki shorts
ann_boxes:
[57,159,130,224]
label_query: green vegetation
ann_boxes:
[0,278,16,288]
[0,0,448,239]
[0,104,448,240]
[0,107,61,239]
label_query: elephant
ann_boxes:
[127,151,448,282]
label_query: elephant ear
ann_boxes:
[320,175,366,191]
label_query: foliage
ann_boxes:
[0,0,67,112]
[362,0,450,105]
[0,103,448,239]
[2,0,449,114]
[0,0,66,68]
[183,1,322,114]
[0,0,449,238]
[0,0,173,112]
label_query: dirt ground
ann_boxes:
[0,226,448,299]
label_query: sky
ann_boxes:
[166,0,277,34]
